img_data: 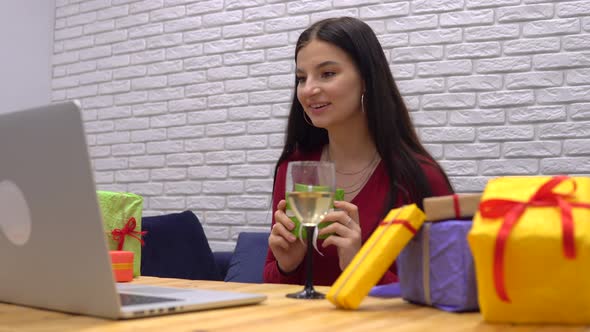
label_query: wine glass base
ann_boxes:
[286,288,325,299]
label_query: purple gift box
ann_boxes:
[397,220,478,312]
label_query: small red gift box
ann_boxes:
[109,250,134,282]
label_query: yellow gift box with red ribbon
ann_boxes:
[327,204,425,309]
[468,176,590,324]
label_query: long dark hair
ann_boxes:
[274,17,452,214]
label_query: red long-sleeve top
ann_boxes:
[263,148,452,286]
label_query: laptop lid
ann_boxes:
[0,102,266,320]
[0,102,122,318]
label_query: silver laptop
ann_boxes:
[0,102,266,319]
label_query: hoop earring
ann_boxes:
[303,111,314,126]
[361,94,365,113]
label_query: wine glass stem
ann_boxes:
[304,225,315,292]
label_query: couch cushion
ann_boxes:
[213,251,233,280]
[141,211,222,281]
[224,232,269,283]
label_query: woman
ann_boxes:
[263,17,453,286]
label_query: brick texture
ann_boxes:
[52,0,590,250]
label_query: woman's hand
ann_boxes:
[318,200,362,271]
[268,199,307,274]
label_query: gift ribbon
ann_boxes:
[421,222,432,306]
[111,217,147,251]
[479,175,590,302]
[111,263,133,270]
[452,194,461,219]
[379,218,417,234]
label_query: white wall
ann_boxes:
[52,0,590,250]
[0,0,55,113]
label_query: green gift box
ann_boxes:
[97,191,144,277]
[287,186,344,240]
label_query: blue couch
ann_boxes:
[141,211,222,281]
[141,210,269,283]
[213,232,269,283]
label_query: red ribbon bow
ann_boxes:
[111,217,147,251]
[478,175,590,302]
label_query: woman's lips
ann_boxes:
[308,103,331,114]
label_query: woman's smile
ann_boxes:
[308,102,332,115]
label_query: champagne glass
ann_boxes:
[285,161,336,299]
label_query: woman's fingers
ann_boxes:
[269,199,299,248]
[267,199,310,273]
[269,224,286,247]
[276,199,287,211]
[334,200,360,223]
[270,222,296,243]
[274,200,295,230]
[318,200,360,233]
[319,220,361,241]
[318,209,359,237]
[321,232,352,248]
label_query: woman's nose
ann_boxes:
[302,82,320,97]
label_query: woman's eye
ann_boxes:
[296,76,306,84]
[322,72,335,79]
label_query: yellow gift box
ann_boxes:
[327,204,425,309]
[468,176,590,324]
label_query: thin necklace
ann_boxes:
[336,156,379,189]
[339,173,369,190]
[327,148,379,175]
[324,146,381,195]
[343,171,373,195]
[341,157,380,195]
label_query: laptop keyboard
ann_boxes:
[119,293,180,306]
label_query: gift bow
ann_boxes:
[479,175,590,302]
[379,218,417,235]
[111,217,147,251]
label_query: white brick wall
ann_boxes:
[52,0,590,250]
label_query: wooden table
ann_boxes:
[0,277,587,332]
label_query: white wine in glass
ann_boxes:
[285,161,336,299]
[287,191,333,227]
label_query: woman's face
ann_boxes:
[296,39,364,130]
